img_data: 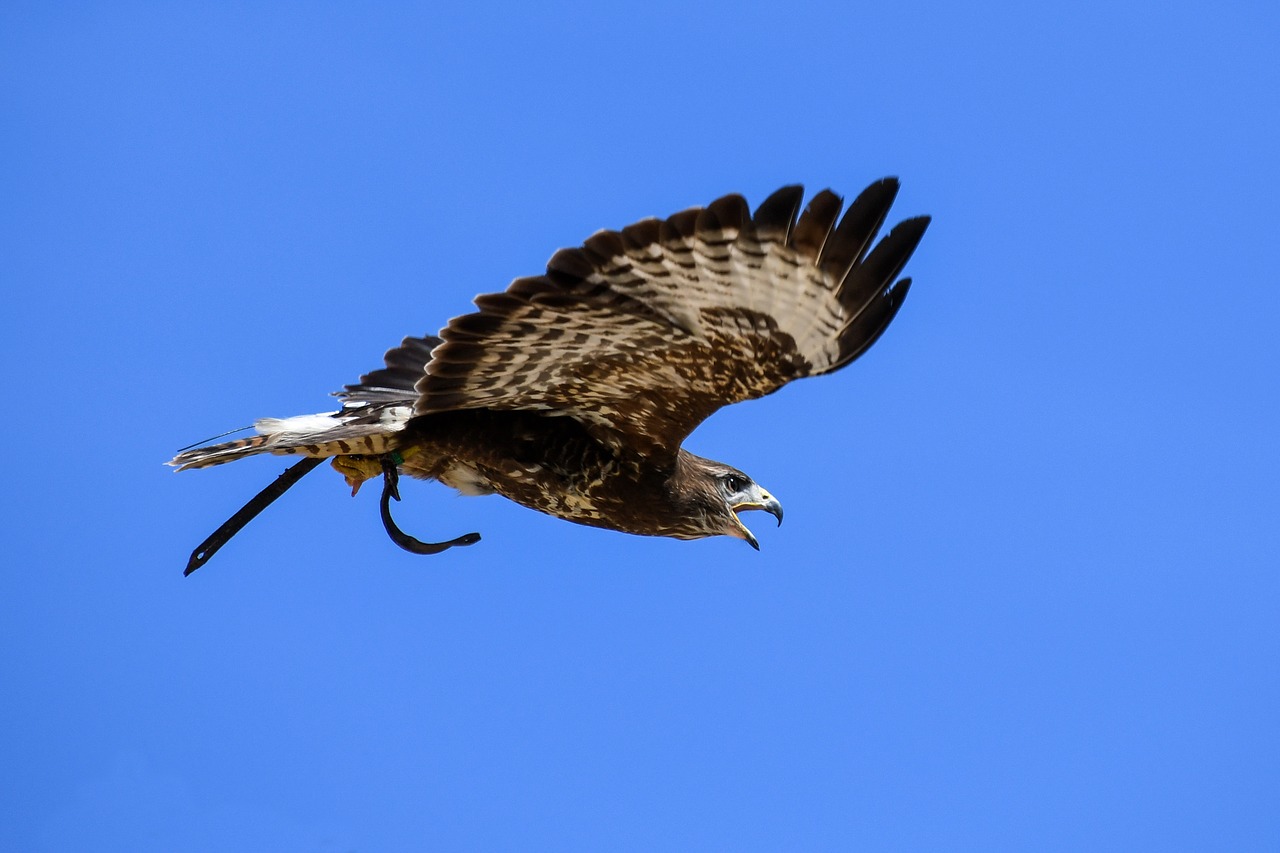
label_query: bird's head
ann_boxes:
[668,453,783,549]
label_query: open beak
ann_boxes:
[728,488,783,550]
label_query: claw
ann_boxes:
[331,455,383,496]
[378,456,480,555]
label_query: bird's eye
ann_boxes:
[725,474,748,493]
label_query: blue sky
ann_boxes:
[3,2,1277,850]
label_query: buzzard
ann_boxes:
[171,180,929,574]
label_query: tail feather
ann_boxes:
[169,406,411,471]
[170,433,277,470]
[171,332,436,472]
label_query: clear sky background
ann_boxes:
[3,3,1277,850]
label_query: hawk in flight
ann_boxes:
[171,180,929,573]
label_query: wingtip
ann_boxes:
[880,215,932,258]
[752,185,807,238]
[890,277,913,302]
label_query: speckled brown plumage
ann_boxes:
[171,180,930,561]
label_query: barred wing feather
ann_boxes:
[416,180,929,461]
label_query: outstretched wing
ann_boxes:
[417,180,930,460]
[338,334,441,404]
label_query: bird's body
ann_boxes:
[400,409,741,540]
[171,180,929,569]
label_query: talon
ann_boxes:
[381,456,402,502]
[331,454,384,496]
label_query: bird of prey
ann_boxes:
[171,180,929,574]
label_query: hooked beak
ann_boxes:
[728,489,783,550]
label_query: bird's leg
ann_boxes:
[334,446,427,496]
[331,454,384,496]
[378,454,481,555]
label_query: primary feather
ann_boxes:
[171,180,929,559]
